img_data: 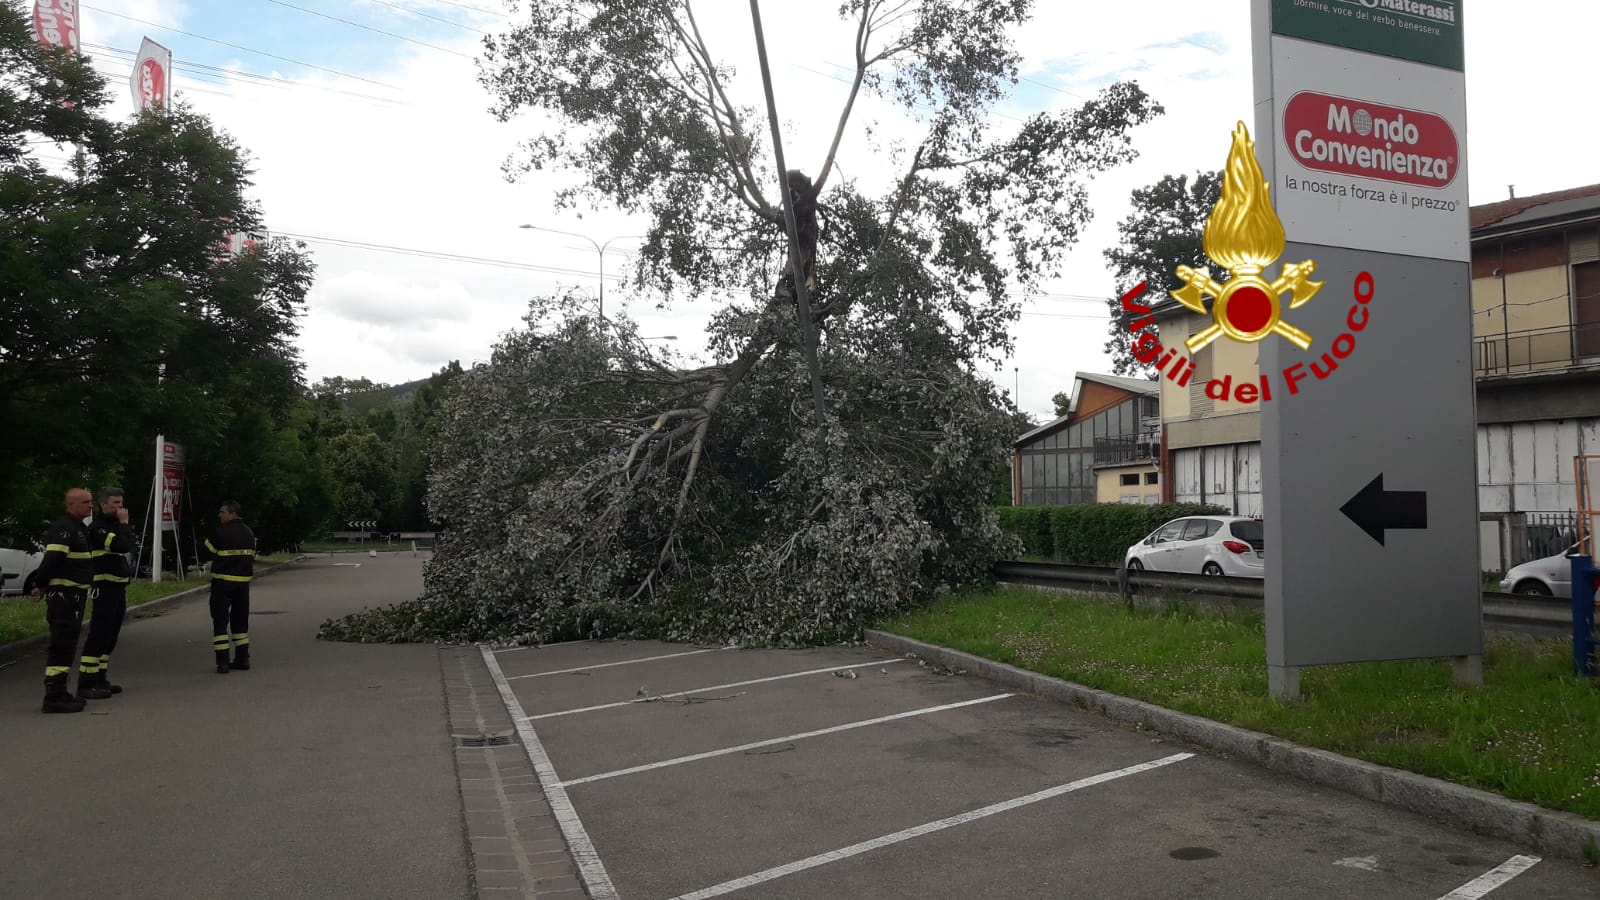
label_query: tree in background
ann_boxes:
[1101,170,1220,377]
[320,0,1163,647]
[0,4,320,552]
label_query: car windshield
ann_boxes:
[1230,520,1264,547]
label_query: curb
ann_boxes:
[0,557,305,666]
[862,628,1600,867]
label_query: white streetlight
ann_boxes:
[517,224,643,321]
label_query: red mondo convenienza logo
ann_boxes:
[1284,91,1459,188]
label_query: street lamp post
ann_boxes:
[518,224,642,321]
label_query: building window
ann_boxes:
[1145,472,1159,485]
[1120,473,1139,486]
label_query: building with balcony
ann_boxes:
[1146,181,1600,566]
[1011,373,1161,506]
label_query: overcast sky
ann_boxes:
[39,1,1600,421]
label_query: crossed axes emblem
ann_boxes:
[1170,261,1322,354]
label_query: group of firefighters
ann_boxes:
[30,486,259,714]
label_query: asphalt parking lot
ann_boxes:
[484,640,1598,899]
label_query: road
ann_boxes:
[4,554,1595,899]
[489,639,1599,899]
[0,553,471,900]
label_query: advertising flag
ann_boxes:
[131,37,173,112]
[29,0,79,56]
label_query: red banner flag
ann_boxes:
[131,37,173,112]
[161,441,185,530]
[30,0,79,56]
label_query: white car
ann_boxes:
[1125,515,1266,578]
[0,547,44,596]
[1497,543,1581,598]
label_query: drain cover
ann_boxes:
[250,610,285,615]
[454,734,514,747]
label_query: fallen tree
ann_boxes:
[319,0,1163,646]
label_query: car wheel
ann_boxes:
[1127,558,1144,571]
[1513,580,1552,597]
[23,571,40,594]
[1202,562,1223,576]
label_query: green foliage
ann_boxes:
[323,1,1160,647]
[996,502,1231,565]
[1101,170,1221,377]
[0,4,322,551]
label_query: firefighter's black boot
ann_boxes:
[43,674,86,714]
[100,658,123,694]
[76,671,111,701]
[215,650,230,674]
[231,644,250,671]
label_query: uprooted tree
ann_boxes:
[319,0,1163,646]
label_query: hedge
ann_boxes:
[995,502,1232,566]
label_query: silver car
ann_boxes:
[1497,543,1581,598]
[1124,515,1265,578]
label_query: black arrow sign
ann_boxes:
[1340,473,1428,547]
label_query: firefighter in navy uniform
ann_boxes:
[84,487,136,695]
[29,488,97,713]
[202,500,256,674]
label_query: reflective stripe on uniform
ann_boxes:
[93,574,131,583]
[46,666,70,677]
[204,539,218,554]
[104,533,116,551]
[80,656,100,674]
[231,633,249,646]
[66,551,91,559]
[48,578,88,589]
[213,574,252,582]
[45,543,69,553]
[214,549,255,557]
[212,635,230,649]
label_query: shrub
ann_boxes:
[997,502,1232,565]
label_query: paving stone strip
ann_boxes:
[442,645,588,899]
[864,628,1600,867]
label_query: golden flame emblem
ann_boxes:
[1171,121,1322,353]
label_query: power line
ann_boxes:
[267,230,627,280]
[79,5,404,91]
[84,41,405,107]
[258,0,476,59]
[364,0,491,35]
[421,0,508,16]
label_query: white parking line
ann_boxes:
[668,752,1195,900]
[508,646,734,680]
[1434,854,1541,899]
[559,693,1015,788]
[521,658,908,721]
[480,646,620,900]
[493,638,597,653]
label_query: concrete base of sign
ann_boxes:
[1268,664,1301,702]
[1452,654,1484,687]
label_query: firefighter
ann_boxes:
[202,499,256,674]
[83,487,136,695]
[30,488,97,713]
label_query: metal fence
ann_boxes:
[1525,511,1579,559]
[1474,322,1600,377]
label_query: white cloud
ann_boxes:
[48,1,1600,420]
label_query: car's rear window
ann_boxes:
[1230,520,1263,544]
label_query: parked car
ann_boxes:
[1124,515,1265,578]
[1498,542,1582,598]
[0,547,44,597]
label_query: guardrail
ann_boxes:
[992,560,1586,636]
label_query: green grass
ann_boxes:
[884,585,1600,821]
[0,554,299,645]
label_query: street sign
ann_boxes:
[1251,0,1480,695]
[346,520,377,530]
